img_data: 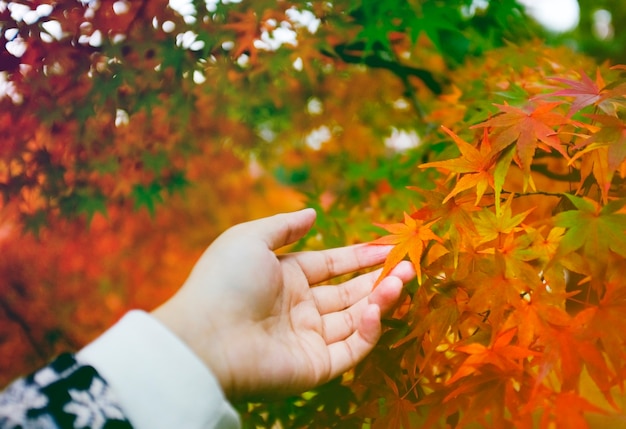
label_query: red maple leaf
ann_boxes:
[544,68,626,116]
[472,102,571,187]
[545,69,606,116]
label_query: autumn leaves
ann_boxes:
[368,65,626,426]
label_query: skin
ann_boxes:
[152,208,415,402]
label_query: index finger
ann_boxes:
[281,244,393,285]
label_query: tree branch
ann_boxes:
[324,42,443,95]
[0,296,48,360]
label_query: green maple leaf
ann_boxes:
[132,182,163,216]
[410,1,463,52]
[77,192,107,224]
[164,170,189,195]
[142,151,169,175]
[552,194,626,278]
[58,190,107,224]
[22,210,47,237]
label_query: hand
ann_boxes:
[152,208,415,402]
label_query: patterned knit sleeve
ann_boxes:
[0,353,133,429]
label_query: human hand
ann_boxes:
[152,208,415,402]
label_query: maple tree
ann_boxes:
[2,0,626,428]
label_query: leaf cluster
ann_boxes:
[3,1,626,428]
[365,61,626,427]
[0,0,534,230]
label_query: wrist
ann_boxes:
[151,296,236,399]
[77,310,240,428]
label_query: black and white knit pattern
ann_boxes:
[0,354,132,429]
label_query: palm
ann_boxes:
[154,209,414,402]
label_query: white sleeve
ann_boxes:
[76,310,241,429]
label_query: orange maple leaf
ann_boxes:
[372,373,418,429]
[570,114,626,202]
[371,213,442,287]
[447,327,540,386]
[222,9,261,61]
[420,126,497,205]
[583,272,626,404]
[545,391,607,429]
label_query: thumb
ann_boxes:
[247,208,317,250]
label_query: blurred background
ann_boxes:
[0,0,624,413]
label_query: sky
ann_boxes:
[519,0,580,33]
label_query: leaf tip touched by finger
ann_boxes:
[370,214,441,290]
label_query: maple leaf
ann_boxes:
[528,226,566,265]
[62,190,108,225]
[536,309,618,412]
[583,269,626,385]
[395,283,466,371]
[371,213,442,286]
[546,391,607,429]
[131,182,163,216]
[552,194,626,284]
[222,9,261,61]
[472,194,534,245]
[408,188,481,270]
[503,286,570,351]
[570,114,626,202]
[420,126,497,205]
[544,69,609,116]
[439,371,511,428]
[472,102,571,189]
[446,327,539,386]
[372,373,418,429]
[484,231,538,282]
[409,1,464,54]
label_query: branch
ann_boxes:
[0,296,47,360]
[325,42,443,95]
[389,48,426,120]
[500,189,565,198]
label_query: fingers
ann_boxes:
[228,209,393,284]
[233,208,317,251]
[326,303,381,378]
[326,285,404,379]
[312,260,415,315]
[283,243,395,286]
[320,275,403,344]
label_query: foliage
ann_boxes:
[2,0,626,428]
[361,60,626,429]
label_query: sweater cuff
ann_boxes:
[76,310,240,429]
